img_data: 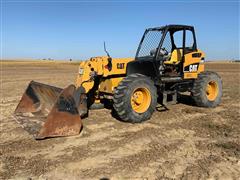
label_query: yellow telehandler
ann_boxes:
[14,25,222,139]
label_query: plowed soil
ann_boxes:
[1,61,240,179]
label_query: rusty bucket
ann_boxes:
[14,81,83,139]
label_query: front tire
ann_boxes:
[191,71,222,107]
[113,74,157,123]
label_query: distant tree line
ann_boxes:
[42,58,54,61]
[41,58,74,61]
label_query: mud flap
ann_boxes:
[14,81,83,139]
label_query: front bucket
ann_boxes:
[14,81,82,139]
[15,81,63,114]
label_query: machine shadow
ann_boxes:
[109,93,195,121]
[177,93,195,106]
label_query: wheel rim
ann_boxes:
[131,87,151,113]
[206,81,218,101]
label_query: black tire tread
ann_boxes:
[113,73,157,123]
[191,71,222,107]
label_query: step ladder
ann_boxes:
[162,90,177,106]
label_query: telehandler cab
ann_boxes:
[14,24,222,139]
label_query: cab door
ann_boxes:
[182,29,202,79]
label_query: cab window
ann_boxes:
[185,30,194,49]
[173,31,183,48]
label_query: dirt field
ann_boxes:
[1,61,240,179]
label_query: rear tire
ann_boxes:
[191,71,222,107]
[113,74,157,123]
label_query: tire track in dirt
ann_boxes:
[1,102,208,179]
[109,128,198,179]
[12,121,159,158]
[1,124,161,179]
[46,123,195,178]
[41,127,165,179]
[208,161,240,179]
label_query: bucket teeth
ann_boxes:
[14,81,83,139]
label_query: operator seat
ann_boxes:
[164,49,182,65]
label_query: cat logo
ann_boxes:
[117,63,125,69]
[189,64,198,72]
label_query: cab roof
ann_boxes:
[147,24,194,31]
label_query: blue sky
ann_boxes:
[1,0,239,60]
